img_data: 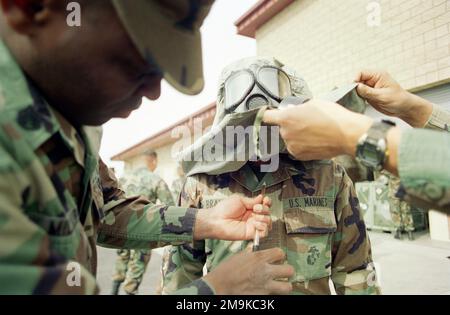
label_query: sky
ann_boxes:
[100,0,259,173]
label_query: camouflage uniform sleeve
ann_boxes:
[424,104,450,132]
[162,176,208,294]
[0,146,98,294]
[96,160,197,249]
[397,128,450,213]
[171,279,215,295]
[156,178,175,206]
[330,165,381,295]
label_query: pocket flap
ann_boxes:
[284,206,337,234]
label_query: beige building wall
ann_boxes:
[256,0,450,96]
[154,144,180,187]
[255,0,450,241]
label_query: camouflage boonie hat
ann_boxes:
[112,0,214,95]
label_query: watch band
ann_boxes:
[366,119,396,142]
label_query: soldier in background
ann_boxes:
[388,176,415,240]
[374,171,415,240]
[111,151,174,295]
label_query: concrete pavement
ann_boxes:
[96,231,450,295]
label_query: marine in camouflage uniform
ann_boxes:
[162,57,380,295]
[388,175,414,240]
[0,38,214,294]
[112,166,174,295]
[0,0,240,295]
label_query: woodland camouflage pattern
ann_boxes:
[399,104,450,212]
[0,40,213,295]
[388,175,414,232]
[171,177,186,204]
[113,168,174,294]
[162,157,381,295]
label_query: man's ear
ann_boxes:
[0,0,62,35]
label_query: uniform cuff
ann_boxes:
[424,104,450,132]
[399,129,450,188]
[161,206,197,242]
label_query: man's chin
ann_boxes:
[77,99,143,125]
[81,115,113,126]
[115,105,141,118]
[80,111,131,126]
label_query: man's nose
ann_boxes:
[139,76,162,100]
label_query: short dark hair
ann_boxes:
[144,150,157,158]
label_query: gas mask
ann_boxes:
[213,57,313,126]
[224,65,290,113]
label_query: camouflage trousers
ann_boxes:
[387,176,414,232]
[389,197,415,232]
[112,249,151,295]
[155,246,171,295]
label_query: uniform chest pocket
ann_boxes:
[283,207,337,283]
[27,207,81,259]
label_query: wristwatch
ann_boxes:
[356,119,396,170]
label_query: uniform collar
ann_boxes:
[0,40,59,150]
[230,157,313,192]
[0,40,100,167]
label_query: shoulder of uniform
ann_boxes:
[0,142,17,170]
[311,159,334,166]
[148,171,165,182]
[186,174,205,184]
[301,159,335,171]
[0,114,35,169]
[83,126,103,156]
[184,174,212,193]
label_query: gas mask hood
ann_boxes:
[177,57,366,177]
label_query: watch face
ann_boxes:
[356,121,391,169]
[358,142,384,169]
[364,146,379,161]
